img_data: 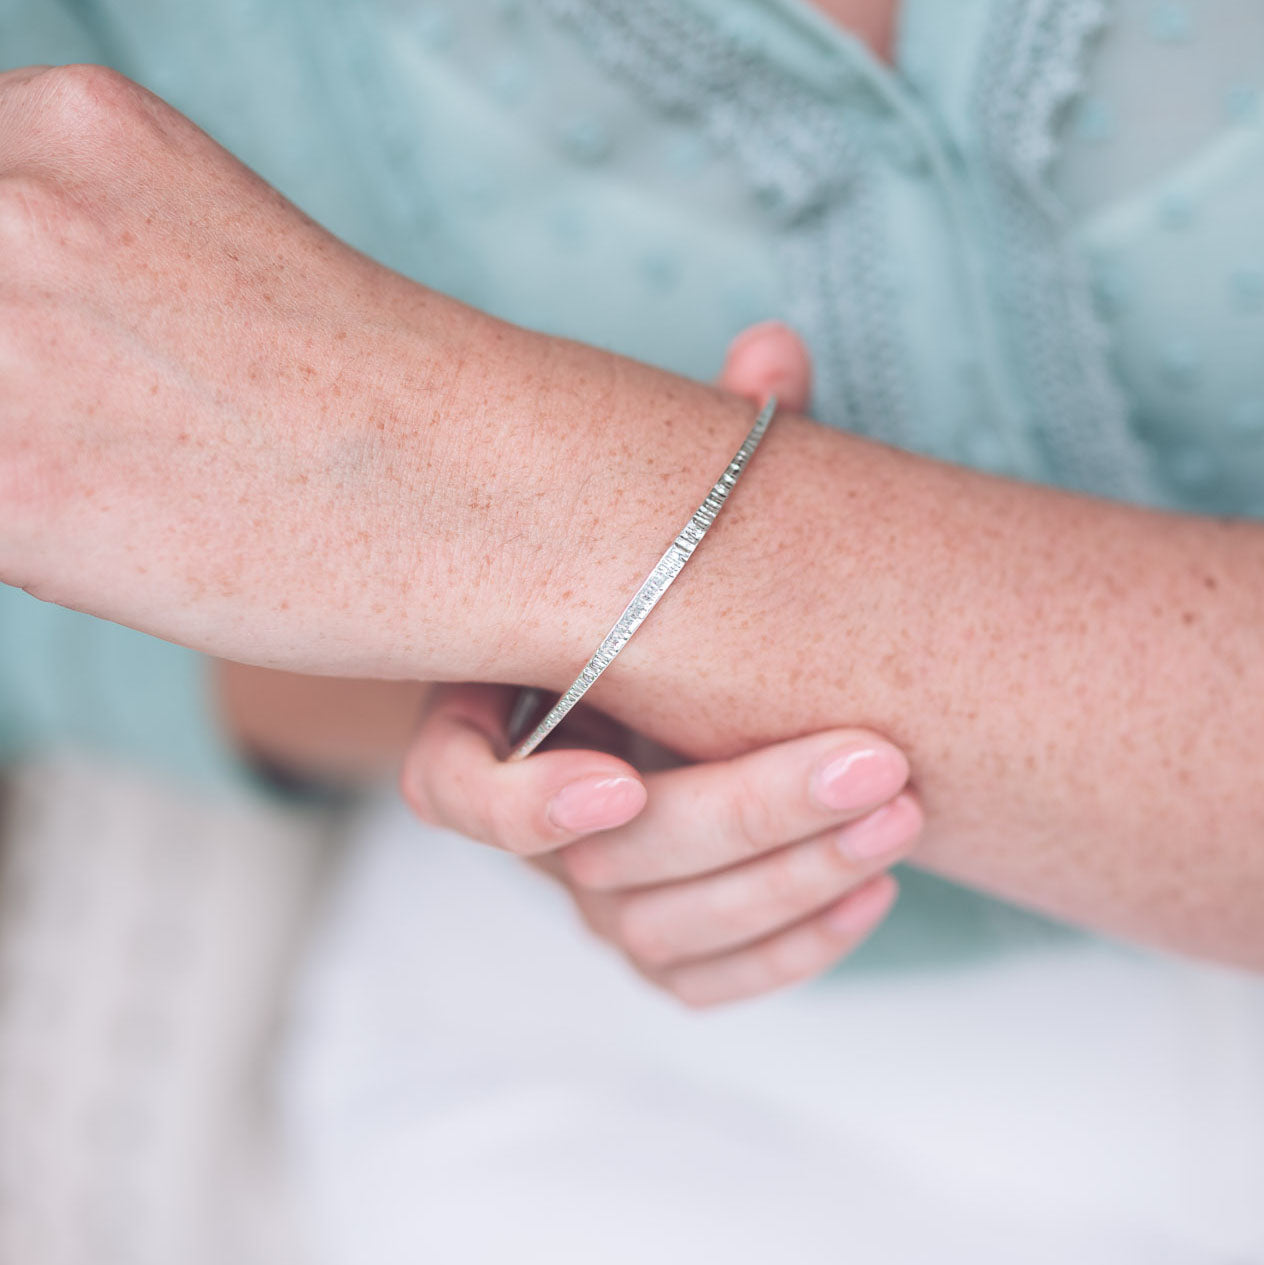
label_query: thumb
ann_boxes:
[718,320,813,413]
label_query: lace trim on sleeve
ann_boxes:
[538,0,916,446]
[973,0,1164,502]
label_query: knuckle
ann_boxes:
[0,172,69,252]
[40,63,143,131]
[724,778,778,857]
[25,66,169,173]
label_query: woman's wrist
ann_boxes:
[0,61,792,695]
[470,336,854,750]
[433,319,780,690]
[477,344,1264,965]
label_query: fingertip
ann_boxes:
[725,319,794,360]
[722,320,813,413]
[808,729,910,816]
[540,760,647,841]
[825,871,900,936]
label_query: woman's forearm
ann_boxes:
[5,65,1257,964]
[464,322,1264,967]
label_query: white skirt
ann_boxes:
[281,798,1264,1265]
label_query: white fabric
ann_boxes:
[282,800,1264,1265]
[1055,0,1264,214]
[0,757,325,1265]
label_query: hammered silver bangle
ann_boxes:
[506,394,780,761]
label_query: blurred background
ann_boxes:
[3,755,1264,1264]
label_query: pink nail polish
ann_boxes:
[810,743,908,813]
[834,795,921,862]
[547,775,646,834]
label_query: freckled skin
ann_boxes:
[482,330,1264,971]
[0,64,507,678]
[2,64,1263,970]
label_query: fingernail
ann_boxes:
[810,742,908,813]
[547,775,646,834]
[834,795,921,862]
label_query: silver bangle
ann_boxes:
[506,395,780,761]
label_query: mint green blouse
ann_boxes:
[2,0,1260,965]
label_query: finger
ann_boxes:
[559,728,909,891]
[400,683,646,856]
[605,793,920,966]
[653,874,899,1009]
[718,320,813,413]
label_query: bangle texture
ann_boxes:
[506,395,779,761]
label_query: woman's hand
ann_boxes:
[0,63,543,680]
[402,681,918,1007]
[401,323,922,1006]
